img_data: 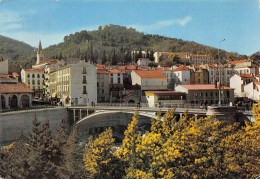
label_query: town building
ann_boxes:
[189,66,209,84]
[48,61,97,106]
[20,68,45,98]
[173,65,190,85]
[244,82,260,102]
[145,91,185,108]
[137,58,151,66]
[0,61,33,110]
[97,69,124,102]
[131,70,167,102]
[230,73,256,97]
[175,84,234,106]
[185,54,214,64]
[131,70,167,91]
[154,52,171,63]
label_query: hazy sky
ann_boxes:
[0,0,259,55]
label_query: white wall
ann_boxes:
[230,74,243,97]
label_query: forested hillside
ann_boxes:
[0,35,36,67]
[43,24,240,64]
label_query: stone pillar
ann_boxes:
[79,109,82,120]
[5,95,10,109]
[73,109,76,123]
[17,94,21,109]
[87,109,89,116]
[29,94,32,107]
[194,114,198,121]
[180,113,183,120]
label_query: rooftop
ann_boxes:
[22,68,45,72]
[146,91,185,94]
[179,84,233,90]
[174,65,189,71]
[0,83,33,93]
[133,70,167,78]
[237,73,255,79]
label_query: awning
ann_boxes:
[52,93,57,98]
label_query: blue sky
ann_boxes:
[0,0,259,55]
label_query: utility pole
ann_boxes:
[218,38,225,106]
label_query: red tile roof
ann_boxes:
[133,70,167,78]
[146,91,184,94]
[174,65,189,71]
[179,84,233,90]
[237,73,255,79]
[12,72,19,77]
[189,54,213,58]
[208,64,218,68]
[227,60,246,64]
[0,83,33,93]
[33,59,60,66]
[22,68,44,72]
[127,65,140,70]
[108,69,125,74]
[96,64,106,69]
[253,82,260,86]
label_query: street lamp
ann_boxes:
[218,38,225,106]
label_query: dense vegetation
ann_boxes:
[0,35,36,68]
[0,25,258,67]
[1,104,259,178]
[43,24,242,65]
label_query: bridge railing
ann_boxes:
[95,103,149,108]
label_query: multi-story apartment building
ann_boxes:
[20,68,45,97]
[189,66,209,84]
[97,69,124,102]
[185,54,214,64]
[48,61,97,106]
[175,84,234,105]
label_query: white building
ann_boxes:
[230,74,256,97]
[21,68,45,94]
[244,82,260,102]
[137,58,151,66]
[233,67,256,75]
[185,54,214,64]
[154,52,171,63]
[48,61,97,106]
[173,65,190,85]
[131,70,167,91]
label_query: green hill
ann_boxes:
[43,24,240,65]
[0,35,36,67]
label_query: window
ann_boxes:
[37,80,40,85]
[211,92,213,97]
[82,67,87,74]
[200,92,203,97]
[32,74,35,78]
[42,74,44,78]
[117,73,120,76]
[110,77,113,84]
[118,78,121,84]
[27,74,30,78]
[37,74,40,78]
[83,76,87,84]
[32,80,35,85]
[97,82,99,87]
[83,86,87,94]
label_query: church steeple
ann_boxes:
[38,40,42,54]
[36,40,44,64]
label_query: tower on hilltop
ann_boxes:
[36,40,44,64]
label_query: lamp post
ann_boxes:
[218,38,225,106]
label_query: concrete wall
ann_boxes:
[0,107,68,145]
